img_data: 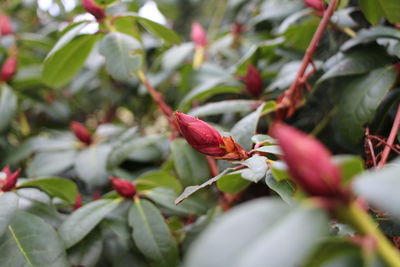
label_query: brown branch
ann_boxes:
[276,0,337,119]
[377,104,400,168]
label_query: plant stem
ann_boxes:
[277,0,337,117]
[377,104,400,168]
[338,202,400,267]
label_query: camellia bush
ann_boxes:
[1,0,400,266]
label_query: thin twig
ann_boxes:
[276,0,337,118]
[378,104,400,168]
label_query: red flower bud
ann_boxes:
[0,165,21,192]
[173,112,249,160]
[73,194,83,210]
[191,22,207,47]
[70,121,92,145]
[110,176,136,198]
[242,64,263,97]
[0,15,13,36]
[304,0,325,12]
[1,56,17,83]
[81,0,106,21]
[231,22,245,36]
[272,123,342,197]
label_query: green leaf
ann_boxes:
[353,163,400,220]
[231,103,265,151]
[144,188,209,216]
[185,198,328,267]
[239,155,268,182]
[136,170,182,193]
[59,198,121,248]
[129,199,179,265]
[74,144,112,187]
[254,145,282,155]
[122,13,181,44]
[0,192,18,237]
[94,0,117,7]
[284,17,320,51]
[342,26,400,51]
[188,100,262,117]
[0,84,17,133]
[99,32,143,81]
[333,67,397,145]
[216,173,251,194]
[359,0,400,24]
[17,177,78,204]
[27,150,77,177]
[265,171,295,204]
[171,138,209,186]
[162,42,194,70]
[332,155,364,184]
[68,228,103,267]
[0,211,69,267]
[175,168,233,205]
[42,34,100,88]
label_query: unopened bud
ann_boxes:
[110,176,136,198]
[231,22,244,36]
[191,22,207,47]
[1,56,17,82]
[304,0,325,12]
[0,15,13,36]
[272,123,342,197]
[82,0,106,21]
[70,121,92,145]
[73,194,83,210]
[242,64,263,97]
[0,165,21,192]
[173,112,248,160]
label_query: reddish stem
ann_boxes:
[378,104,400,168]
[277,0,337,118]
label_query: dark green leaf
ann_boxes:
[0,84,17,133]
[333,67,397,145]
[171,138,209,186]
[185,198,328,267]
[265,171,295,204]
[359,0,400,24]
[27,150,77,177]
[17,177,78,204]
[284,17,320,51]
[136,170,182,192]
[0,211,69,267]
[128,199,179,265]
[68,228,103,267]
[0,192,18,237]
[99,32,143,81]
[42,34,100,88]
[59,198,121,248]
[342,26,400,51]
[216,173,250,194]
[188,100,262,117]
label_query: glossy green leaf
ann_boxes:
[0,84,17,133]
[162,42,194,70]
[185,198,328,267]
[333,67,397,145]
[42,34,100,88]
[359,0,400,24]
[0,211,69,267]
[59,198,121,248]
[171,138,209,186]
[188,100,262,117]
[99,32,143,81]
[74,144,112,187]
[265,171,295,204]
[353,163,400,220]
[68,228,103,267]
[17,177,78,204]
[129,199,179,265]
[216,172,251,194]
[254,145,282,155]
[342,26,400,51]
[0,192,18,237]
[239,155,268,182]
[136,170,182,192]
[231,103,265,151]
[123,13,181,44]
[145,188,209,215]
[284,17,320,51]
[332,155,364,184]
[27,150,77,177]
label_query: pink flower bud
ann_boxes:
[0,165,21,192]
[1,56,17,82]
[173,112,249,160]
[81,0,106,21]
[304,0,325,12]
[73,194,83,210]
[231,22,244,36]
[272,123,342,197]
[110,176,136,198]
[242,64,263,97]
[191,22,207,47]
[70,121,92,145]
[0,15,13,36]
